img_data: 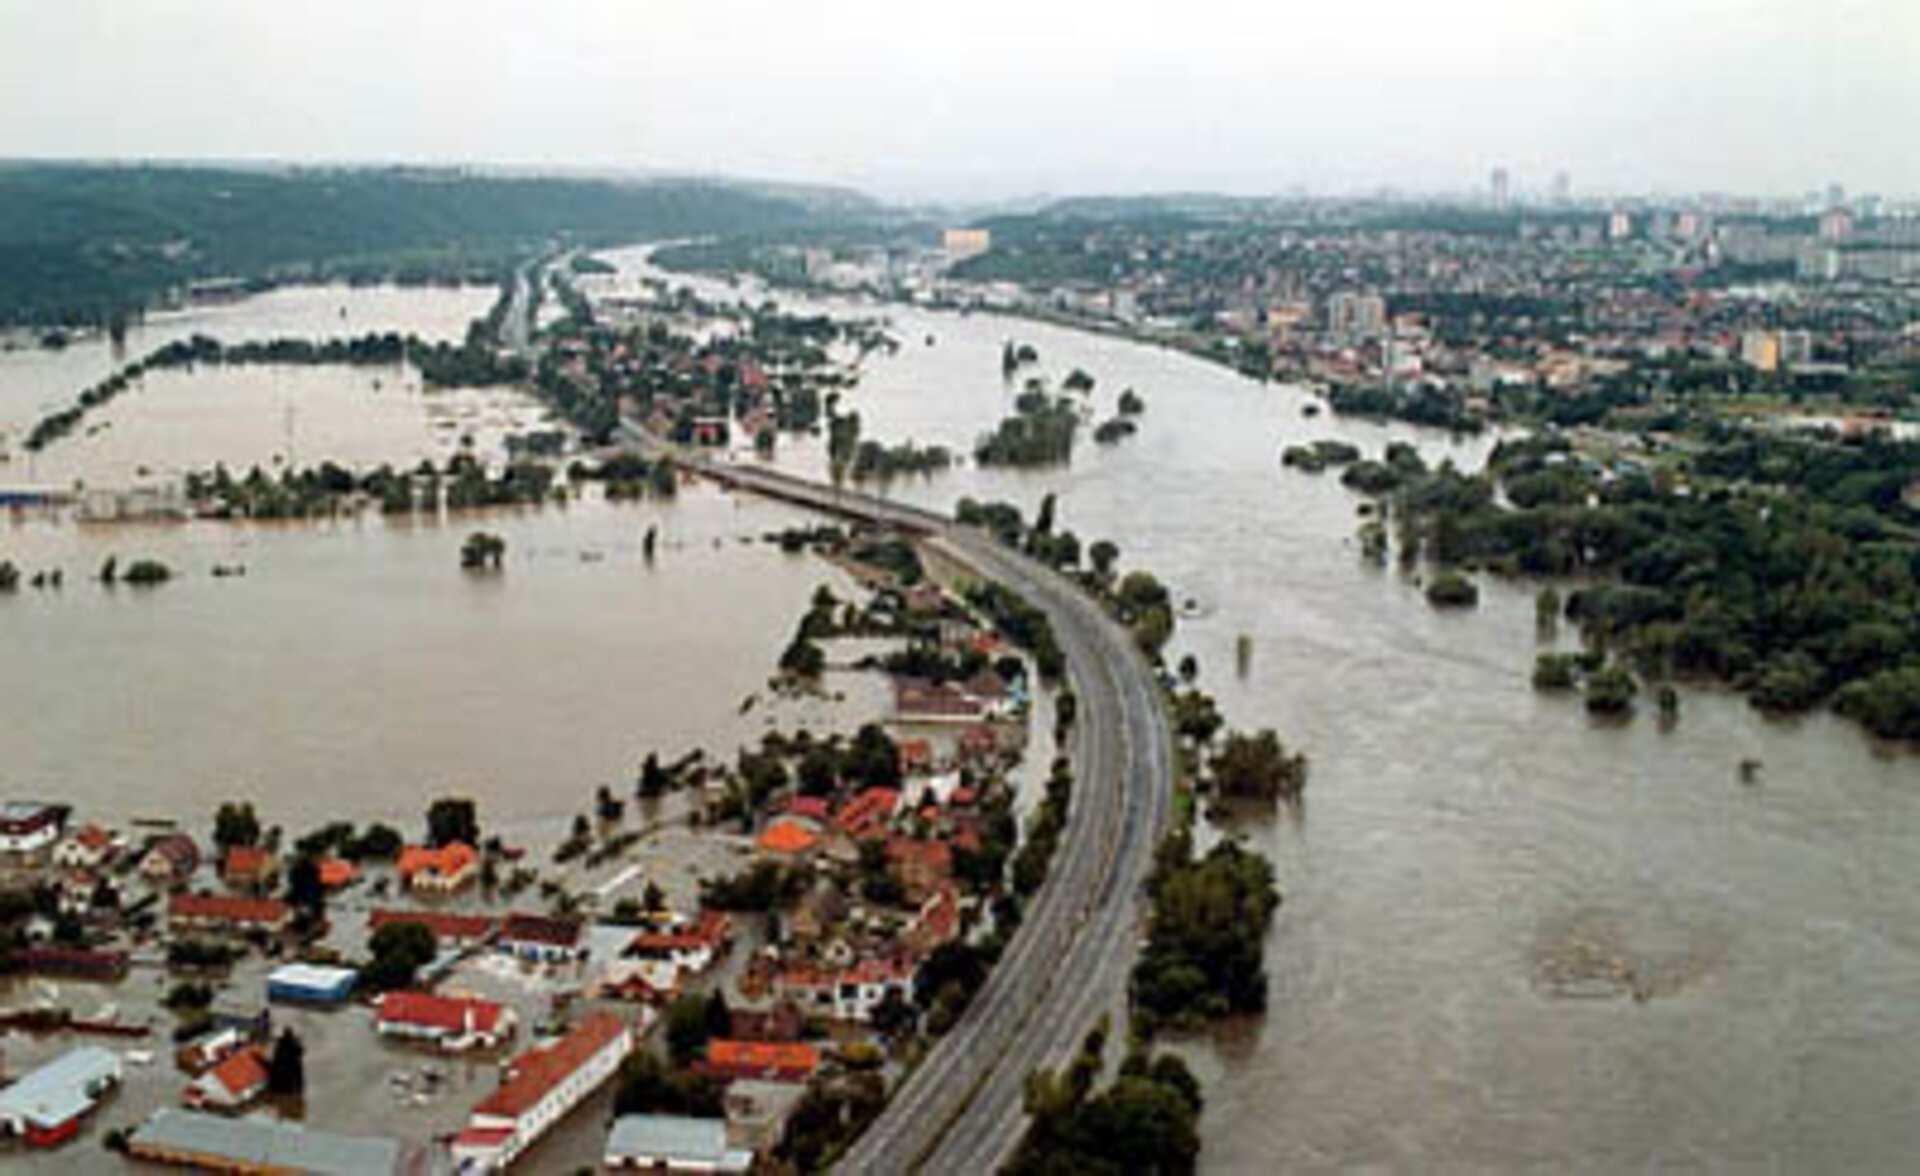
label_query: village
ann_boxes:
[0,523,1049,1174]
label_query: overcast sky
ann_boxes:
[2,0,1914,202]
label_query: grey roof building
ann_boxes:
[0,1045,120,1141]
[605,1114,754,1173]
[127,1109,412,1174]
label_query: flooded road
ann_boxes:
[603,248,1920,1172]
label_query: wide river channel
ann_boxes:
[6,250,1920,1170]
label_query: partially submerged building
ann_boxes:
[0,1045,120,1147]
[126,1109,412,1174]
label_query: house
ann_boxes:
[185,1045,269,1112]
[53,824,120,872]
[789,878,849,945]
[223,846,278,893]
[896,738,936,776]
[13,946,129,981]
[141,833,201,887]
[317,858,357,890]
[604,1115,753,1174]
[0,1046,121,1147]
[833,788,901,843]
[724,1080,808,1153]
[830,958,916,1023]
[499,914,586,964]
[774,961,912,1025]
[901,771,964,809]
[374,991,514,1052]
[893,679,987,724]
[0,802,70,856]
[452,1012,635,1171]
[398,843,479,894]
[694,1040,819,1084]
[54,871,108,919]
[175,1011,272,1076]
[127,1110,409,1175]
[368,909,497,947]
[781,795,831,824]
[959,670,1018,718]
[727,999,806,1043]
[606,911,732,992]
[266,963,357,1005]
[907,884,962,956]
[755,819,820,859]
[903,583,945,616]
[168,893,291,937]
[885,837,954,900]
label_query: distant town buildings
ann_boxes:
[941,227,992,263]
[1326,292,1388,342]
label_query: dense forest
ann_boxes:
[0,164,844,327]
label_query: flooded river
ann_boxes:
[602,248,1920,1172]
[5,255,1919,1171]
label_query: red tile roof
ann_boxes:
[224,846,274,881]
[377,991,505,1036]
[472,1012,629,1120]
[203,1045,269,1100]
[500,913,583,949]
[169,893,290,926]
[835,788,901,841]
[783,796,832,823]
[626,911,730,957]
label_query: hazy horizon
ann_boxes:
[3,0,1916,203]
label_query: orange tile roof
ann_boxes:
[399,842,478,881]
[317,859,356,888]
[756,820,820,855]
[705,1039,819,1076]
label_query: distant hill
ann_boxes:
[0,163,849,326]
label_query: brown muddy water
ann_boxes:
[604,246,1920,1172]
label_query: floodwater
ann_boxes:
[0,282,493,454]
[0,282,894,838]
[601,246,1920,1172]
[5,255,1919,1171]
[0,486,878,835]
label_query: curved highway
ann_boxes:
[659,454,1174,1174]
